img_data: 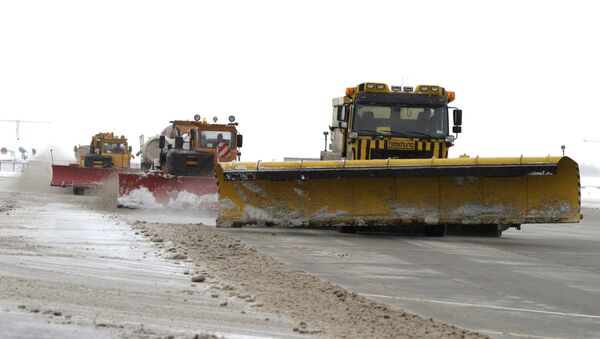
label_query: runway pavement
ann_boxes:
[222,209,600,339]
[0,189,300,338]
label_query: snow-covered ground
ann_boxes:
[581,176,600,209]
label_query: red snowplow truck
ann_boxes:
[51,132,135,195]
[117,115,242,209]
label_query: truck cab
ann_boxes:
[158,115,243,176]
[78,132,132,168]
[323,82,462,160]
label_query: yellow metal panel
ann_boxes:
[303,179,354,225]
[351,177,395,222]
[483,177,527,221]
[439,176,484,223]
[221,157,566,170]
[216,157,581,228]
[394,177,440,224]
[259,161,301,169]
[438,176,528,224]
[300,161,344,168]
[223,162,261,170]
[346,159,389,167]
[360,139,368,160]
[526,157,580,223]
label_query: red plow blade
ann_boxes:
[51,164,116,188]
[118,172,218,209]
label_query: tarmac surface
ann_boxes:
[0,188,301,338]
[2,169,600,338]
[221,210,600,339]
[0,173,485,339]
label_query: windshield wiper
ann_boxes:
[383,130,411,137]
[356,129,434,138]
[405,131,433,138]
[379,130,431,138]
[354,129,385,136]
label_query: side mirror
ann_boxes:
[158,135,166,149]
[453,109,463,126]
[73,146,77,152]
[236,134,243,148]
[174,136,184,149]
[128,146,133,153]
[336,106,349,122]
[189,129,198,147]
[453,126,462,133]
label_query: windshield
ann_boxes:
[103,142,126,153]
[352,104,448,138]
[200,131,236,148]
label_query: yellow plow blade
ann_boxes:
[215,157,581,228]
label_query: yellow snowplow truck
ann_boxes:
[216,82,581,236]
[77,132,133,168]
[51,132,134,195]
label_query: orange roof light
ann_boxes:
[446,91,456,103]
[345,87,355,96]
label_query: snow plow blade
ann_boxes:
[215,156,581,228]
[51,164,115,188]
[118,173,218,209]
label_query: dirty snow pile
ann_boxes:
[129,221,488,339]
[118,187,218,209]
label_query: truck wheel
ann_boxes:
[339,226,357,234]
[489,226,503,237]
[425,224,447,237]
[446,224,503,237]
[73,187,85,195]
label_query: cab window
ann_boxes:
[200,131,235,148]
[103,143,126,153]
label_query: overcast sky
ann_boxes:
[1,0,599,165]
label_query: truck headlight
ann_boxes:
[445,135,455,142]
[349,132,358,139]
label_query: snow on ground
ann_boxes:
[118,187,218,210]
[581,176,600,209]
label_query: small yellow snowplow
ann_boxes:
[51,132,135,195]
[215,82,581,236]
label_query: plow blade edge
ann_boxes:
[118,173,218,209]
[215,157,581,228]
[51,164,115,188]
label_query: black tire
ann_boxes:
[339,226,357,234]
[478,224,504,237]
[425,224,447,237]
[446,224,503,237]
[73,187,85,195]
[488,225,504,237]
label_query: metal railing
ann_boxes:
[0,160,29,173]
